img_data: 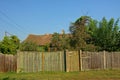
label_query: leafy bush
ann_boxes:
[0,36,20,54]
[20,42,38,51]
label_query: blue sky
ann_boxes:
[0,0,120,40]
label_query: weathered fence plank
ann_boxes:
[66,51,80,72]
[0,51,120,73]
[0,53,17,72]
[17,51,65,72]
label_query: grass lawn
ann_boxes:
[0,70,120,80]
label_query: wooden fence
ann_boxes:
[0,53,17,72]
[66,51,120,71]
[66,51,80,72]
[0,51,120,73]
[17,51,65,73]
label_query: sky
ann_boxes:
[0,0,120,41]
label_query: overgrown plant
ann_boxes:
[0,35,20,54]
[20,42,38,51]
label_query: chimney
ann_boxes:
[45,33,50,35]
[61,29,65,34]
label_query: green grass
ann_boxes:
[0,70,120,80]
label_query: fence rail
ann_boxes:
[0,51,120,73]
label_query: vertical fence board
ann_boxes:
[66,51,79,72]
[16,51,65,72]
[0,53,17,72]
[1,51,120,73]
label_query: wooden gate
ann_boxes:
[66,51,80,72]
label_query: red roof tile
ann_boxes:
[24,33,71,46]
[24,34,52,46]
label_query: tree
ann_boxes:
[116,31,120,51]
[87,17,120,51]
[0,35,20,54]
[20,42,38,51]
[69,16,91,50]
[50,30,71,51]
[60,30,71,50]
[86,19,98,37]
[11,35,20,49]
[51,32,61,51]
[86,18,100,51]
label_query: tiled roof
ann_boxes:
[24,33,71,46]
[24,34,52,46]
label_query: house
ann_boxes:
[23,31,71,51]
[24,30,70,46]
[24,34,53,46]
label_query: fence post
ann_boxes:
[103,50,106,69]
[111,52,113,69]
[42,52,44,71]
[59,51,62,71]
[79,50,82,71]
[64,50,67,72]
[17,52,19,73]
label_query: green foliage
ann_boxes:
[51,32,71,51]
[69,16,91,50]
[37,46,45,52]
[70,16,120,51]
[20,41,50,52]
[87,17,120,51]
[51,32,61,51]
[59,31,71,50]
[51,32,60,46]
[37,44,49,52]
[20,42,37,51]
[1,16,119,52]
[0,35,20,54]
